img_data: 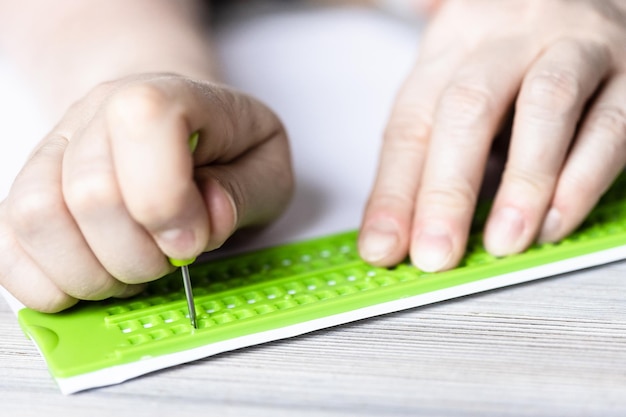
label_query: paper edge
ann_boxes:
[50,244,626,394]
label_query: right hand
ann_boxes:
[0,73,293,312]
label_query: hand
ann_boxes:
[0,73,293,312]
[360,0,626,271]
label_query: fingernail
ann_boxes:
[485,207,525,256]
[538,207,561,243]
[157,228,196,256]
[412,225,452,272]
[360,220,399,263]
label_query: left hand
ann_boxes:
[360,0,626,271]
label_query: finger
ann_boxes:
[539,73,626,242]
[411,39,530,272]
[0,204,76,313]
[484,39,611,256]
[195,126,292,251]
[190,86,293,232]
[62,122,175,284]
[105,81,210,260]
[106,79,291,257]
[192,85,292,250]
[360,49,463,266]
[7,135,134,300]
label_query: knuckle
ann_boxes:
[8,187,64,236]
[64,172,120,216]
[384,109,432,150]
[368,188,415,213]
[585,105,626,139]
[420,180,477,213]
[439,82,495,129]
[502,165,556,195]
[106,83,171,124]
[523,69,580,116]
[28,134,68,162]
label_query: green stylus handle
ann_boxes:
[188,131,199,153]
[168,257,196,267]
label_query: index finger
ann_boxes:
[106,77,288,259]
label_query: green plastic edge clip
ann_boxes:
[17,173,626,380]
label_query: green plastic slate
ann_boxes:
[18,173,626,383]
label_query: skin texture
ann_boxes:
[0,1,293,312]
[360,0,626,271]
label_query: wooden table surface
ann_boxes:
[2,259,625,417]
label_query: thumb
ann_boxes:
[191,88,293,250]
